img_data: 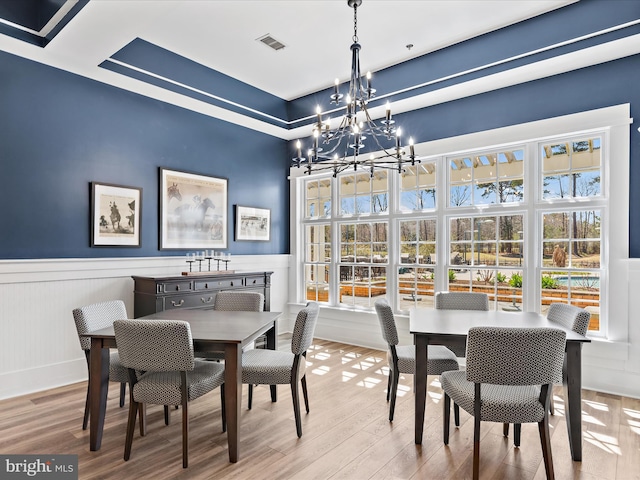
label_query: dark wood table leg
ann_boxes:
[224,343,242,463]
[89,338,110,451]
[564,341,583,461]
[266,322,277,402]
[415,335,428,444]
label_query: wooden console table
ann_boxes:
[132,271,272,318]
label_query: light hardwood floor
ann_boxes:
[1,337,638,479]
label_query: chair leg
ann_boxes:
[539,416,555,479]
[139,403,147,436]
[503,423,509,437]
[386,373,391,402]
[301,375,310,413]
[291,380,303,438]
[82,381,90,430]
[473,384,481,480]
[454,402,460,427]
[248,384,253,410]
[514,423,522,447]
[388,368,399,422]
[119,382,126,408]
[164,405,170,426]
[220,384,226,433]
[182,400,189,469]
[549,394,555,415]
[124,399,138,461]
[443,393,451,444]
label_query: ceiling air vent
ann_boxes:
[257,34,285,51]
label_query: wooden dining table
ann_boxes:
[410,308,591,461]
[82,308,281,463]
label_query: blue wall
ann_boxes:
[0,51,290,259]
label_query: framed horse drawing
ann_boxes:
[159,168,228,250]
[91,182,142,247]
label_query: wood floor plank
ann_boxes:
[0,337,637,479]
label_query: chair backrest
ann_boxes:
[374,298,399,346]
[435,291,489,311]
[73,300,128,351]
[214,291,264,312]
[547,303,590,335]
[291,302,320,355]
[465,326,566,386]
[114,320,195,372]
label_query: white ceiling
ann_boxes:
[12,0,576,100]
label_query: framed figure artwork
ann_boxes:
[159,168,228,250]
[91,182,142,247]
[235,205,271,241]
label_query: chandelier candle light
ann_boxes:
[292,0,419,177]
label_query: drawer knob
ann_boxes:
[253,279,257,284]
[176,285,180,291]
[204,283,208,289]
[171,299,185,307]
[201,296,213,304]
[231,281,234,286]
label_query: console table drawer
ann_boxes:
[244,275,265,287]
[158,281,192,294]
[195,278,239,290]
[163,294,204,310]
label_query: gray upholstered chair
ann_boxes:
[214,290,264,311]
[114,319,225,468]
[504,302,591,444]
[441,326,566,480]
[72,300,129,430]
[374,298,460,422]
[434,291,489,356]
[242,302,319,438]
[195,291,265,360]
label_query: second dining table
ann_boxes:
[83,308,282,463]
[410,308,591,462]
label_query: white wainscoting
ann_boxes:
[0,255,290,400]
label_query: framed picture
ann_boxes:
[160,168,227,250]
[91,182,142,247]
[235,205,271,241]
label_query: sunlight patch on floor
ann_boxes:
[351,360,375,370]
[428,391,443,403]
[582,413,606,427]
[312,352,331,360]
[312,365,330,376]
[395,384,411,397]
[357,377,382,388]
[342,370,357,382]
[584,430,622,455]
[623,407,640,419]
[584,399,610,412]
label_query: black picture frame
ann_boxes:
[91,182,142,247]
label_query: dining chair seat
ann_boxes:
[441,372,546,424]
[392,345,459,375]
[132,362,225,406]
[242,349,306,385]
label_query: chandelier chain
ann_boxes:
[352,3,358,43]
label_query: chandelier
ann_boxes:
[292,0,419,178]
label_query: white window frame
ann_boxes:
[290,104,631,342]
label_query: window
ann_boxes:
[294,105,628,339]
